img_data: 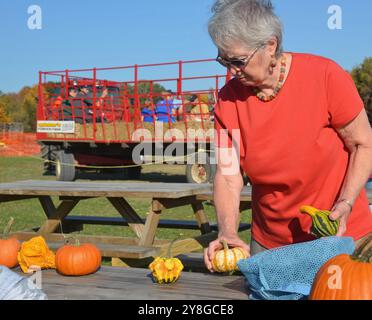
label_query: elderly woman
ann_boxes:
[204,0,372,272]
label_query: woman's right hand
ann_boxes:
[204,235,250,273]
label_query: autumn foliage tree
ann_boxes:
[0,101,10,123]
[0,85,38,132]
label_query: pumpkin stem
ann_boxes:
[300,205,319,217]
[352,234,372,262]
[2,217,14,239]
[221,240,229,251]
[57,220,80,246]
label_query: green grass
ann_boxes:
[0,156,252,249]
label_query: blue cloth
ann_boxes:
[0,266,47,300]
[141,108,155,123]
[237,237,355,300]
[155,99,176,123]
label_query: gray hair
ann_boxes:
[208,0,283,57]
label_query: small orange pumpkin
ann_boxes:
[55,238,102,276]
[212,241,249,273]
[0,218,21,268]
[310,234,372,300]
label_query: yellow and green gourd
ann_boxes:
[149,239,184,284]
[300,205,339,238]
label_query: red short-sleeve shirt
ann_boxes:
[214,53,372,249]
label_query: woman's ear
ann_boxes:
[266,37,278,57]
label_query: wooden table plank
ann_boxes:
[196,186,252,201]
[45,242,160,259]
[196,186,372,202]
[0,181,212,198]
[18,266,249,300]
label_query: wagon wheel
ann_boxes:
[56,150,77,182]
[40,143,60,175]
[186,153,215,184]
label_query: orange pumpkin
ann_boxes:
[55,238,102,276]
[310,235,372,300]
[212,241,249,273]
[0,218,21,268]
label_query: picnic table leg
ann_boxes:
[107,197,145,239]
[191,201,212,234]
[138,199,162,247]
[37,198,79,236]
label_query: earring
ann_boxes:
[269,56,277,74]
[270,54,277,68]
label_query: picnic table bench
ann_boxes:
[16,266,249,300]
[0,180,251,263]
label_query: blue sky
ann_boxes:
[0,0,371,93]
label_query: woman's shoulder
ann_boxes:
[291,52,342,71]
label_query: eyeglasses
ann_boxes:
[216,45,263,70]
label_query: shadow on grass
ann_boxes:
[76,170,187,183]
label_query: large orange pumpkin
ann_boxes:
[55,239,102,276]
[212,241,249,273]
[310,235,372,300]
[0,218,21,268]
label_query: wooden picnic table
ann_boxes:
[1,180,369,265]
[16,266,249,300]
[0,180,209,258]
[0,180,249,262]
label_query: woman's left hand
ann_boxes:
[329,201,353,236]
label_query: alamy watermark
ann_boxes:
[327,264,343,290]
[26,266,43,290]
[131,124,243,176]
[328,5,342,30]
[27,5,42,30]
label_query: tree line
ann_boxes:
[0,57,371,132]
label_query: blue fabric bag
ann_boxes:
[0,266,47,300]
[237,237,355,300]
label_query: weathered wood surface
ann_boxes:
[11,232,169,246]
[19,266,249,300]
[46,242,159,259]
[0,180,211,198]
[196,186,252,201]
[2,181,369,203]
[196,186,372,202]
[10,232,160,259]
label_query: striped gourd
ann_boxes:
[300,205,339,238]
[212,241,249,273]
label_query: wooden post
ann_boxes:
[191,201,211,234]
[38,200,79,235]
[108,197,145,239]
[138,199,163,247]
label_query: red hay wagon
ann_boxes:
[36,59,230,183]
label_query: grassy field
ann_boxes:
[0,156,252,251]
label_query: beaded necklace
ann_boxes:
[254,55,287,102]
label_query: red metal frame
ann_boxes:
[37,59,229,144]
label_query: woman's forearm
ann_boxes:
[213,171,244,237]
[339,145,372,205]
